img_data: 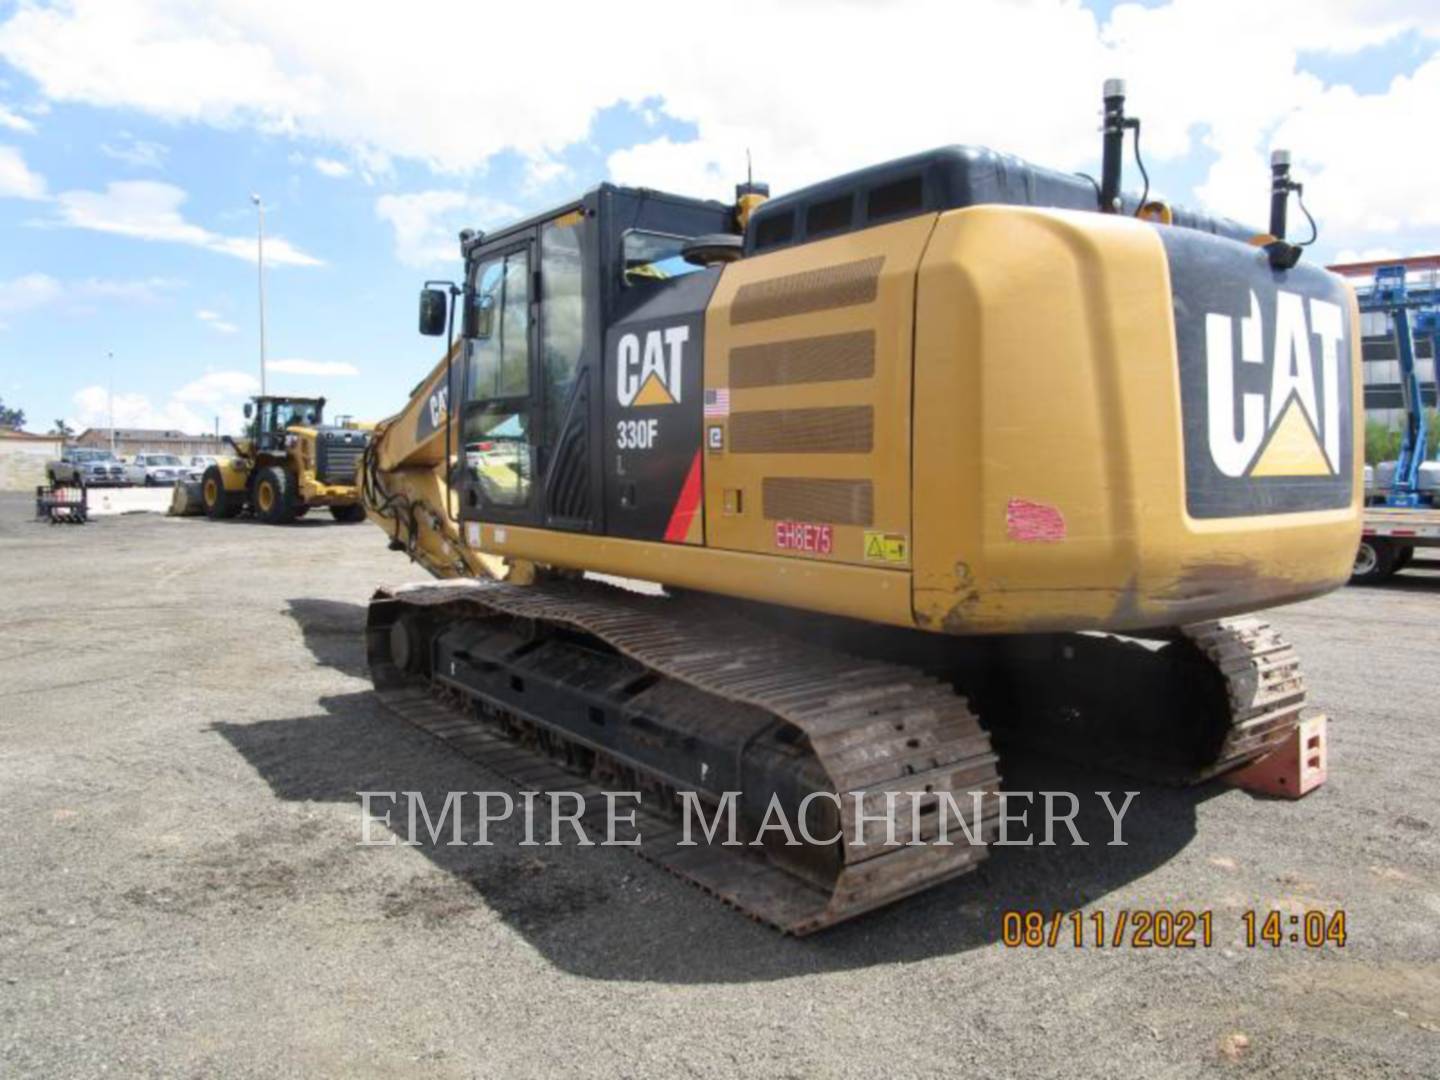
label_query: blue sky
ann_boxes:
[0,0,1437,437]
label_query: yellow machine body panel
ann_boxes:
[370,191,1361,637]
[283,425,363,504]
[701,214,932,569]
[910,206,1363,633]
[470,207,1361,634]
[215,455,251,493]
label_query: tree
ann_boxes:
[1364,410,1440,465]
[0,397,24,431]
[51,419,75,439]
[1365,420,1401,465]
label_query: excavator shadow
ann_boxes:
[285,597,372,679]
[205,598,1231,984]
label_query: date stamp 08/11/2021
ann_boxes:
[1001,909,1348,950]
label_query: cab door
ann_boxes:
[457,209,599,531]
[458,235,540,526]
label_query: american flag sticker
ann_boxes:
[703,387,730,418]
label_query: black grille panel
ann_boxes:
[316,431,368,486]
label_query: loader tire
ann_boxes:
[202,466,243,520]
[253,467,299,525]
[329,503,367,524]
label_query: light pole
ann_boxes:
[107,351,115,455]
[251,193,267,398]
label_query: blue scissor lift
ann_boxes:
[1353,264,1440,581]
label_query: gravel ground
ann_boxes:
[1,493,1437,1078]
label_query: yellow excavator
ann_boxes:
[358,83,1361,933]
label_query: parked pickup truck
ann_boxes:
[184,454,220,482]
[47,448,128,486]
[124,452,189,486]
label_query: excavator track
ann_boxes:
[1176,616,1308,782]
[978,616,1309,786]
[366,578,1001,935]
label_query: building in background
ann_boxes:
[0,429,63,490]
[1328,255,1440,430]
[74,428,227,459]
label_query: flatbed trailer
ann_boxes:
[1353,507,1440,582]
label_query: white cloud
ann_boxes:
[0,144,45,198]
[0,272,61,313]
[1332,247,1406,265]
[266,358,358,377]
[50,180,323,266]
[70,369,259,435]
[100,132,168,169]
[78,276,181,303]
[195,308,238,333]
[1244,57,1440,251]
[0,271,178,316]
[0,103,34,134]
[374,190,518,267]
[1,1,1439,259]
[523,154,570,190]
[312,155,349,178]
[173,369,258,404]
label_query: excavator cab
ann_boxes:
[420,187,733,536]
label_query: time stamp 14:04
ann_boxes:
[1001,909,1348,949]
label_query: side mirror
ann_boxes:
[472,296,495,340]
[243,402,253,419]
[419,288,448,337]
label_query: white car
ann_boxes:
[184,455,220,481]
[124,452,189,486]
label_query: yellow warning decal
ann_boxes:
[863,531,908,563]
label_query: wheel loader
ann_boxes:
[200,394,371,524]
[357,83,1362,933]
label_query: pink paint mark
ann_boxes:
[1006,498,1066,542]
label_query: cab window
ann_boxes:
[464,406,530,508]
[621,230,704,286]
[540,215,586,446]
[464,247,533,508]
[467,251,531,401]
